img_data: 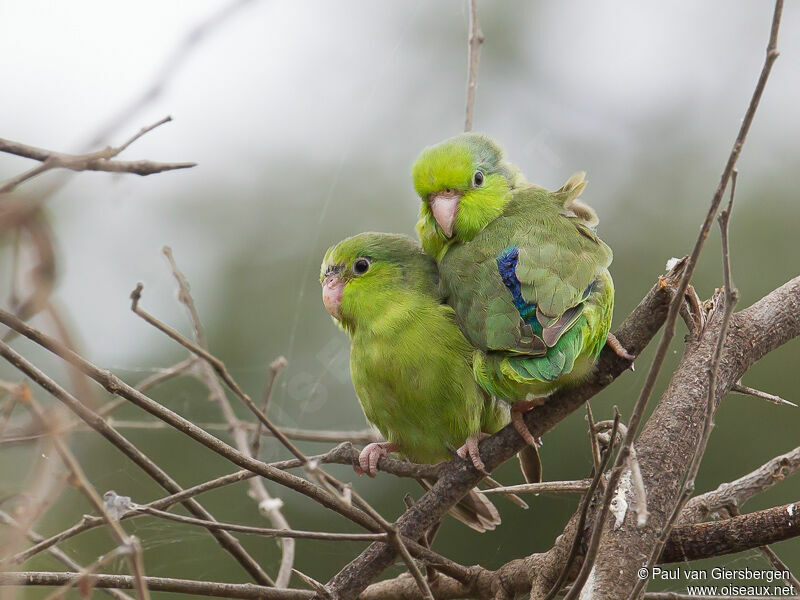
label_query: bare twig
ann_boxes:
[0,510,134,600]
[130,281,308,463]
[4,451,332,565]
[586,3,783,596]
[463,0,484,132]
[730,382,796,408]
[304,461,435,600]
[586,402,603,477]
[561,408,622,600]
[251,356,288,456]
[138,506,387,542]
[22,395,151,600]
[477,479,591,496]
[160,246,295,587]
[0,336,274,585]
[757,543,800,592]
[631,171,743,600]
[545,412,620,600]
[2,419,380,447]
[0,117,195,193]
[0,572,313,600]
[39,545,130,600]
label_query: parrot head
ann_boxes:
[412,133,523,258]
[320,232,439,334]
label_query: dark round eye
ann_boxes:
[473,170,484,187]
[353,258,370,275]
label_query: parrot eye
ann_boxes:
[352,258,370,275]
[472,170,485,187]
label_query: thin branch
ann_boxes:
[2,419,380,447]
[478,479,591,496]
[4,452,330,565]
[0,572,313,600]
[757,543,800,593]
[463,0,484,132]
[130,281,308,464]
[630,170,742,600]
[545,412,620,600]
[0,510,134,600]
[0,117,195,193]
[161,246,294,587]
[304,461,435,600]
[251,356,288,456]
[587,2,783,596]
[138,506,387,542]
[0,336,275,586]
[40,546,130,600]
[730,382,796,408]
[562,408,622,600]
[586,402,603,478]
[22,395,151,600]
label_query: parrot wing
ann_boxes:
[442,174,612,365]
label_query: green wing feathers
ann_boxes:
[473,271,613,399]
[440,174,615,401]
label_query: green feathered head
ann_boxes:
[411,133,524,259]
[320,232,439,334]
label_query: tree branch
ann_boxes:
[680,444,800,524]
[0,117,195,193]
[0,572,312,600]
[663,501,800,562]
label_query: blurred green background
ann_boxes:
[1,1,798,597]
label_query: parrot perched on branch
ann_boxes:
[320,232,540,531]
[411,134,633,466]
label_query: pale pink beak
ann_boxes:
[322,274,345,319]
[429,190,460,238]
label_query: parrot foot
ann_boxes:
[511,398,545,448]
[355,442,400,478]
[456,433,490,474]
[606,332,635,366]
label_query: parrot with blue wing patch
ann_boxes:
[320,232,540,531]
[411,134,633,463]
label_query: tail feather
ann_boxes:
[418,478,501,533]
[518,444,542,484]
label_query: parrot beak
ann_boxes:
[429,190,460,238]
[322,273,345,319]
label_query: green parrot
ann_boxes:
[320,232,539,531]
[411,134,633,456]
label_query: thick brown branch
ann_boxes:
[663,501,800,562]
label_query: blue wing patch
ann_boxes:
[497,247,540,329]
